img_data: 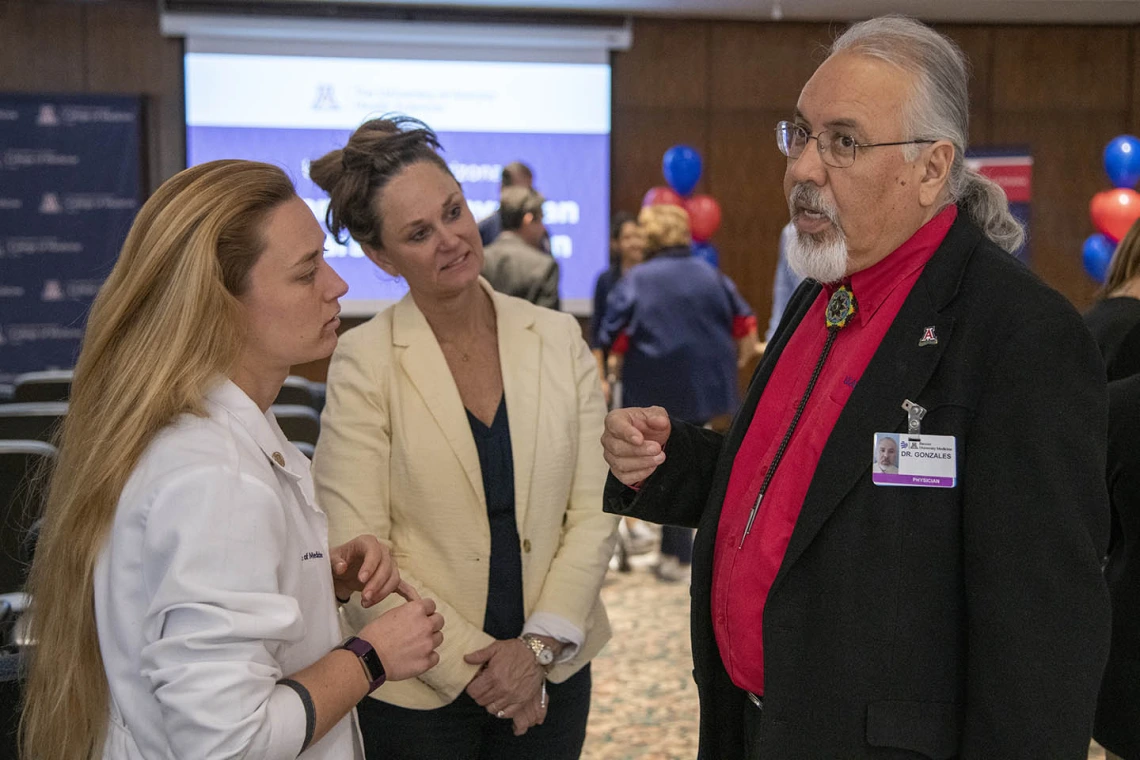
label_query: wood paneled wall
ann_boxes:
[0,0,184,194]
[613,19,1140,331]
[2,1,1138,378]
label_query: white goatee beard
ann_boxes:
[786,226,850,284]
[785,182,850,284]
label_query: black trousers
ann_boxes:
[660,525,694,564]
[357,664,592,760]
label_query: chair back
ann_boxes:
[0,403,67,443]
[0,441,56,595]
[271,405,320,446]
[12,370,73,403]
[274,376,317,408]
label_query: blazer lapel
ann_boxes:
[494,290,540,529]
[393,294,486,507]
[770,216,982,594]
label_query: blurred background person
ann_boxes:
[479,161,550,255]
[310,117,617,760]
[591,211,646,406]
[764,221,805,350]
[482,186,560,309]
[597,203,757,582]
[21,160,442,760]
[1084,217,1140,382]
[591,212,653,572]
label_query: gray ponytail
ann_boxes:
[832,16,1025,253]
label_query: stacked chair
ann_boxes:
[12,370,73,403]
[0,441,54,760]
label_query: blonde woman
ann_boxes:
[309,117,617,760]
[20,160,443,760]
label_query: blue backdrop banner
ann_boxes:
[0,94,143,384]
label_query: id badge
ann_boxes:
[872,432,956,488]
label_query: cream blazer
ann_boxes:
[313,280,618,709]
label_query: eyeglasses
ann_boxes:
[776,120,935,168]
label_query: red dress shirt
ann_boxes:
[711,205,957,695]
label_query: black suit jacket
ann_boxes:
[1094,373,1140,758]
[606,214,1112,759]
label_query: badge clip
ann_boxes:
[901,399,926,441]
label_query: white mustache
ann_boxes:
[789,184,842,230]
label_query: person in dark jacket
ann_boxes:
[600,16,1109,759]
[1085,217,1140,382]
[1095,373,1140,760]
[590,212,645,405]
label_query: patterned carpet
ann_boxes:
[582,557,1111,760]
[583,558,698,760]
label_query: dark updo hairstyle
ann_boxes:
[309,115,454,250]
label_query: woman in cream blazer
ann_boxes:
[311,117,617,760]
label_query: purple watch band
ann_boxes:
[340,636,386,692]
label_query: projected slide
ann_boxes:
[186,53,610,315]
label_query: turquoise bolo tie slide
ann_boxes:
[825,284,858,330]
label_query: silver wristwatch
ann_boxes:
[520,633,555,668]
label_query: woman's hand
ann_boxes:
[509,685,548,736]
[330,534,399,608]
[359,582,445,681]
[463,639,544,722]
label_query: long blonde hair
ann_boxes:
[20,160,296,760]
[1103,217,1140,296]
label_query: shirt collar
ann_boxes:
[833,204,958,327]
[206,378,306,480]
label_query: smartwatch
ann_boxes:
[340,636,386,693]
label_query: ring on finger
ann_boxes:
[496,709,505,719]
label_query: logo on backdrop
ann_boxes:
[39,193,62,214]
[312,84,340,111]
[36,104,60,127]
[41,279,64,302]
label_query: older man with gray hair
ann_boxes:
[601,15,1109,759]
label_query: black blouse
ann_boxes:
[466,398,524,640]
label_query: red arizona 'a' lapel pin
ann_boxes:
[919,326,938,346]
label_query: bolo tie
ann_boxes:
[739,283,858,549]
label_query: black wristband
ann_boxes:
[335,592,351,605]
[277,678,316,751]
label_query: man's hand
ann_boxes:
[601,406,671,486]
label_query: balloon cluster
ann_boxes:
[1083,135,1140,282]
[641,145,723,267]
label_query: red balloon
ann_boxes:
[1091,188,1140,243]
[642,186,684,208]
[685,194,723,242]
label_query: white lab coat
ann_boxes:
[94,380,363,759]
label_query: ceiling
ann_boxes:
[269,0,1140,24]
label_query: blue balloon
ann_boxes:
[692,241,719,268]
[663,145,702,196]
[1105,135,1140,189]
[1082,234,1115,283]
